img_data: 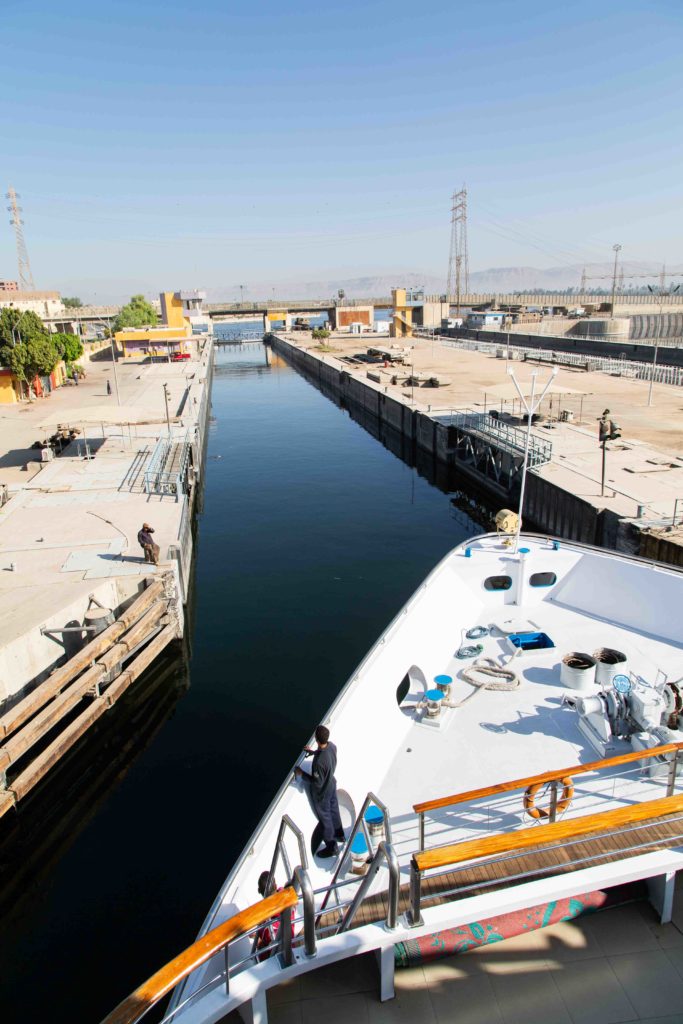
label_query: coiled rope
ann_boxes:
[465,625,489,640]
[446,658,520,708]
[456,643,484,659]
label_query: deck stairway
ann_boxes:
[101,742,683,1024]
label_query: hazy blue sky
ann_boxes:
[1,0,682,300]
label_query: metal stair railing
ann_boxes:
[315,791,392,926]
[446,409,553,467]
[339,840,400,932]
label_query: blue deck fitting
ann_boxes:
[351,833,369,855]
[424,689,445,702]
[364,805,384,827]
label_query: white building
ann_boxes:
[0,290,65,318]
[179,290,212,335]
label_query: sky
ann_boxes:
[1,0,682,302]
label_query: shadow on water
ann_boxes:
[0,649,190,931]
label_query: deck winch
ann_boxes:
[570,672,683,761]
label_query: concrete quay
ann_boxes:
[270,332,683,562]
[0,340,213,707]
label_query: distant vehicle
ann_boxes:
[171,352,191,361]
[568,307,586,318]
[292,317,311,331]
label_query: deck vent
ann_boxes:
[396,675,410,706]
[593,648,627,686]
[529,571,557,588]
[484,575,512,591]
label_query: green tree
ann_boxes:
[53,333,84,363]
[0,309,60,389]
[62,296,83,308]
[114,294,157,332]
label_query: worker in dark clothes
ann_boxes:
[296,725,344,859]
[137,522,160,565]
[106,379,112,396]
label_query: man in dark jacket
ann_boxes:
[296,725,344,859]
[137,522,159,565]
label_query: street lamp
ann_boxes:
[93,317,121,405]
[647,283,680,406]
[598,409,621,497]
[163,383,171,435]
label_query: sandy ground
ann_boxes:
[290,332,683,523]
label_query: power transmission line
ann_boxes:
[447,186,469,312]
[6,186,35,290]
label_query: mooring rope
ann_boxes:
[445,657,520,708]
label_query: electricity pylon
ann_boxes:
[447,186,469,314]
[6,186,35,290]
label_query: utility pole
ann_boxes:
[647,282,680,406]
[163,383,171,435]
[6,186,35,290]
[447,186,469,317]
[610,244,622,315]
[95,317,121,405]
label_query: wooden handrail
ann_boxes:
[100,887,299,1024]
[414,741,683,816]
[414,793,683,873]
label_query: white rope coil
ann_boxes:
[445,658,520,708]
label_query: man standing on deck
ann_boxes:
[137,522,160,565]
[296,725,344,859]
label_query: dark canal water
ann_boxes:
[0,337,492,1023]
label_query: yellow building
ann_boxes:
[391,288,414,338]
[115,291,193,359]
[0,369,21,404]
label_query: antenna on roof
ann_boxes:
[507,366,558,554]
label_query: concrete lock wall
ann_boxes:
[268,335,674,563]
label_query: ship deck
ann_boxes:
[378,594,683,874]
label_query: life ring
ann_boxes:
[523,777,574,820]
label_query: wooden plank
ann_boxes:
[10,699,110,801]
[415,795,683,872]
[0,603,167,771]
[100,888,299,1024]
[8,627,174,803]
[103,627,174,706]
[0,579,163,740]
[324,813,683,933]
[414,742,683,815]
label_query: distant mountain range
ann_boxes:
[210,262,683,300]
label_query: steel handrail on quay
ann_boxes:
[441,408,553,466]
